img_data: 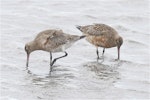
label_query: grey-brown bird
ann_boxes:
[76,24,123,60]
[25,29,85,71]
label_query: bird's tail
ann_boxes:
[80,35,86,39]
[76,25,81,30]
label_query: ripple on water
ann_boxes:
[83,61,121,82]
[24,65,76,88]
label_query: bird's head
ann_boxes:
[116,36,123,60]
[25,41,35,67]
[25,43,31,55]
[117,36,123,48]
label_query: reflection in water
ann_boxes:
[83,60,122,82]
[25,65,75,88]
[24,60,123,88]
[21,60,137,99]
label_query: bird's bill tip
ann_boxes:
[26,62,29,67]
[26,53,30,67]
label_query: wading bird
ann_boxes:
[25,29,85,71]
[76,24,123,60]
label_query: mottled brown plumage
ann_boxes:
[25,29,85,70]
[76,24,123,60]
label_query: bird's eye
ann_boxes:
[25,46,29,52]
[116,40,119,44]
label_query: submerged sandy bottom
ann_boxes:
[0,0,150,100]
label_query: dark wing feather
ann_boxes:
[51,34,68,46]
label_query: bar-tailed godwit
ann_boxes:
[25,29,85,71]
[76,24,123,60]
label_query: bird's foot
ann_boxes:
[48,66,53,76]
[50,65,53,72]
[97,56,104,60]
[97,56,104,63]
[110,59,120,63]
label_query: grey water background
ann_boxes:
[0,0,150,100]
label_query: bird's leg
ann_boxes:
[96,47,100,61]
[50,52,52,64]
[50,52,53,72]
[100,48,105,60]
[50,52,68,67]
[102,48,105,56]
[97,48,105,61]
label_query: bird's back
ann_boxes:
[79,24,120,48]
[34,29,63,41]
[32,29,63,49]
[82,24,118,36]
[44,32,83,52]
[47,33,69,49]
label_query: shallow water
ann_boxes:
[0,0,150,100]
